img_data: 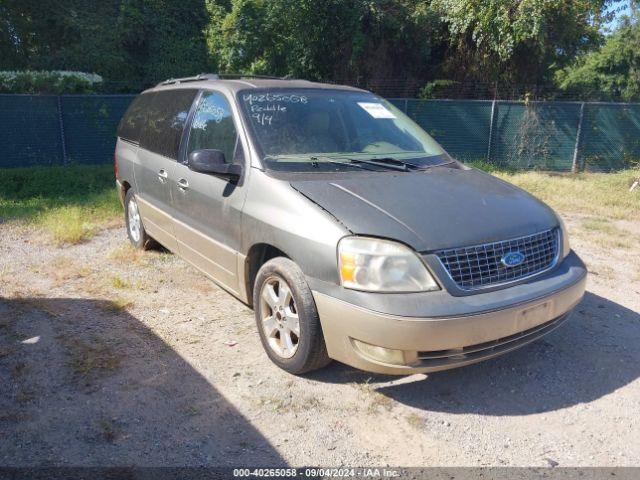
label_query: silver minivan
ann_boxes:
[115,74,587,375]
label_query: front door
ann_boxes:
[171,90,248,295]
[134,89,198,252]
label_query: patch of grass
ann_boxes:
[110,275,131,289]
[109,243,148,266]
[12,361,30,378]
[98,297,133,314]
[16,390,35,404]
[466,160,516,174]
[183,405,201,417]
[39,205,97,245]
[592,234,633,250]
[352,380,395,414]
[574,217,634,250]
[42,256,92,286]
[405,413,424,429]
[64,337,122,378]
[12,295,68,318]
[257,394,321,413]
[98,419,121,443]
[582,217,614,233]
[0,165,121,244]
[368,391,394,413]
[0,411,30,424]
[490,169,640,221]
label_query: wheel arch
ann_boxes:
[244,243,290,308]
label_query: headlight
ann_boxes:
[338,236,439,292]
[557,216,571,258]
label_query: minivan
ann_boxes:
[114,74,587,375]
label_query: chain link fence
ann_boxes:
[1,94,639,171]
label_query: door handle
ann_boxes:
[157,169,168,182]
[177,178,189,191]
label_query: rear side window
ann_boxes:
[117,93,153,143]
[140,89,197,160]
[187,91,238,164]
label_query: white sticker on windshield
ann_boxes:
[357,102,396,119]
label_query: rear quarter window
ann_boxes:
[117,93,153,143]
[140,89,198,160]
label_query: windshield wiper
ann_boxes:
[366,155,458,170]
[311,155,412,172]
[308,156,378,171]
[363,157,423,170]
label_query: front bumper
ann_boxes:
[312,252,587,375]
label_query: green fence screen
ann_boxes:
[391,99,640,171]
[0,94,134,168]
[1,94,639,171]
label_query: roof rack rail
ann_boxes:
[217,73,287,80]
[158,73,292,86]
[158,73,219,86]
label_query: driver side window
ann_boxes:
[187,91,238,164]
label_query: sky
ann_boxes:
[603,0,633,32]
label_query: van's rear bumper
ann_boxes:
[312,253,587,375]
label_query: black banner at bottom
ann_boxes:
[0,467,638,480]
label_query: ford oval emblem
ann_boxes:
[501,251,525,267]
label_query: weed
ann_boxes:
[405,413,424,429]
[352,380,395,413]
[99,419,120,443]
[576,217,634,250]
[98,297,133,314]
[368,391,394,413]
[64,337,122,378]
[582,218,613,232]
[108,242,150,266]
[43,256,92,286]
[110,276,131,289]
[16,390,35,404]
[183,405,201,416]
[257,394,321,413]
[12,362,30,378]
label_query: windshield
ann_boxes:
[238,89,450,172]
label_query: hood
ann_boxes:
[290,167,559,252]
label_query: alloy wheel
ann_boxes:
[127,197,141,243]
[259,276,300,359]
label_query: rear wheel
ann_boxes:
[124,189,153,250]
[253,257,331,374]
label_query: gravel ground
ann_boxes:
[0,213,639,467]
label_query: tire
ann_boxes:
[253,257,331,374]
[124,189,154,250]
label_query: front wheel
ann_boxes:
[253,257,331,374]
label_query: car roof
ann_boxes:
[142,76,368,95]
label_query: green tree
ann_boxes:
[205,0,444,88]
[556,18,640,100]
[0,0,211,91]
[0,0,627,94]
[432,0,616,85]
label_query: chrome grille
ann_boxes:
[435,228,559,290]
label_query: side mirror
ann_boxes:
[188,149,242,180]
